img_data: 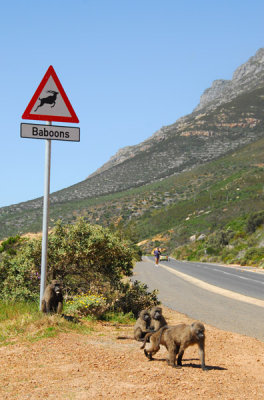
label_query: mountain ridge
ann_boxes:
[194,48,264,112]
[89,48,264,177]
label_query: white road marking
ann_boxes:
[145,257,264,308]
[210,268,264,284]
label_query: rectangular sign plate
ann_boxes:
[21,123,80,142]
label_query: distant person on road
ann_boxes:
[154,247,161,266]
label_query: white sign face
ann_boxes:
[30,76,72,118]
[21,123,80,142]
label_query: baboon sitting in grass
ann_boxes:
[41,280,63,314]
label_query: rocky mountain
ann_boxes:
[194,48,264,112]
[89,48,264,177]
[1,48,264,238]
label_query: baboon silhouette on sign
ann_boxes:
[34,90,59,112]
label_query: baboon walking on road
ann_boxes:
[141,321,207,370]
[41,280,63,314]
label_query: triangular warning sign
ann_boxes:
[22,66,79,123]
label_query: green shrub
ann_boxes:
[240,247,264,265]
[0,235,21,256]
[114,280,160,317]
[207,230,234,248]
[0,220,160,319]
[0,219,135,301]
[246,211,264,233]
[205,246,219,256]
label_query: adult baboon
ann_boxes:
[141,321,207,371]
[134,309,152,341]
[150,306,167,331]
[41,280,63,314]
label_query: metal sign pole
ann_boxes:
[39,121,52,310]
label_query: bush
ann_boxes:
[246,211,264,233]
[0,249,41,302]
[0,235,21,256]
[114,280,160,317]
[0,220,160,319]
[240,247,264,265]
[207,230,234,248]
[0,219,135,301]
[206,246,219,256]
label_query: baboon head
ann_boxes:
[151,306,163,320]
[51,280,62,295]
[139,309,151,323]
[191,321,205,341]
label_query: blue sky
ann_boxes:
[1,0,264,207]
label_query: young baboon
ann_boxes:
[133,309,152,341]
[149,306,168,331]
[41,280,63,313]
[117,309,152,341]
[141,321,207,370]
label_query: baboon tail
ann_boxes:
[140,332,152,349]
[157,325,169,346]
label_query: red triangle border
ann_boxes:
[22,66,79,123]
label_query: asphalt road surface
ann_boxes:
[132,257,264,341]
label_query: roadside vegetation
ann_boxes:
[0,301,92,346]
[0,219,159,346]
[0,300,137,346]
[172,211,264,268]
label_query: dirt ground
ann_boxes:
[0,307,263,400]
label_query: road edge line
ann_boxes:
[145,257,264,308]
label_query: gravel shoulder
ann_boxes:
[0,307,263,400]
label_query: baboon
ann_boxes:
[133,309,152,341]
[117,309,152,341]
[149,306,168,331]
[41,280,63,313]
[141,321,207,370]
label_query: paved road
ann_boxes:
[159,257,264,300]
[132,257,264,341]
